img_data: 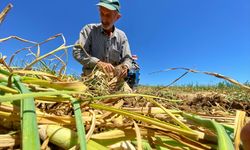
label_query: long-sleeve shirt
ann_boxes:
[73,23,132,73]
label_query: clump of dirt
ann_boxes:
[175,92,250,116]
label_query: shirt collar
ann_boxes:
[100,24,118,38]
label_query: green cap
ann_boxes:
[97,0,120,12]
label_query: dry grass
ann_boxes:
[0,33,249,149]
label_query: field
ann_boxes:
[1,60,250,150]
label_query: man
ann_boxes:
[73,0,132,79]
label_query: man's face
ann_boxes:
[99,6,120,30]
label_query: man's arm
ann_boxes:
[114,34,133,78]
[73,25,99,69]
[121,35,132,69]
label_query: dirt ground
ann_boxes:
[136,86,250,117]
[177,92,250,116]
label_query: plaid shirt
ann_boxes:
[73,23,132,73]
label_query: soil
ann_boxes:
[136,86,250,117]
[162,92,250,116]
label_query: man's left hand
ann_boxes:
[115,64,128,79]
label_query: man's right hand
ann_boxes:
[97,61,115,74]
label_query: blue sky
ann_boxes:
[1,0,250,85]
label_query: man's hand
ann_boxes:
[115,64,128,79]
[97,61,115,75]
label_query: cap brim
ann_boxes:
[97,2,117,11]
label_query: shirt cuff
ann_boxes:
[89,57,100,67]
[122,61,132,70]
